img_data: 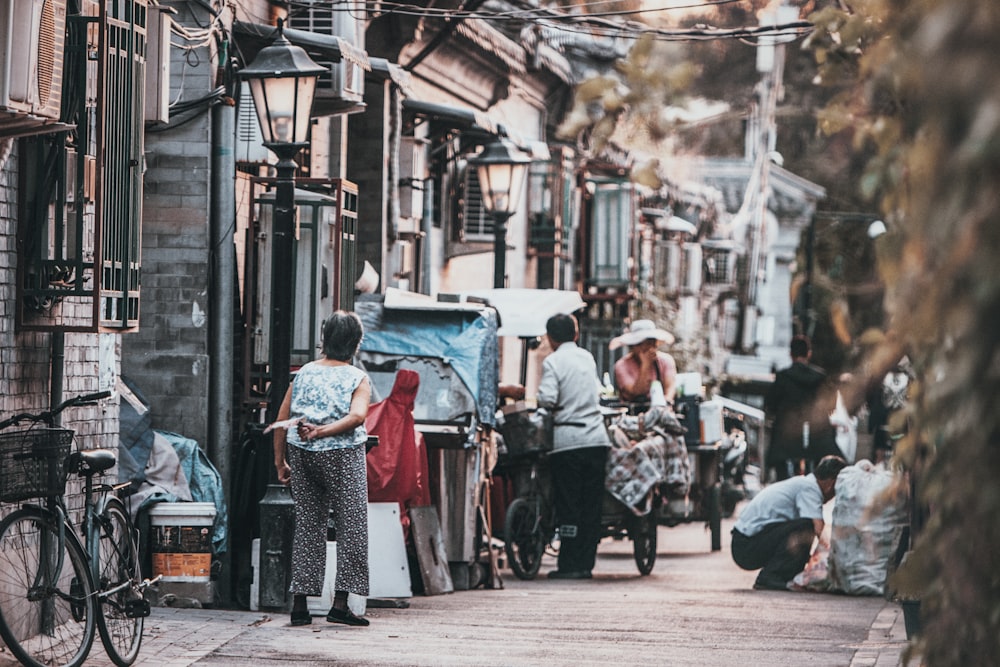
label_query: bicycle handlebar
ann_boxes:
[0,390,113,431]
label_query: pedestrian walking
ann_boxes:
[765,335,838,480]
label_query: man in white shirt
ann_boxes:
[731,455,847,590]
[537,313,612,579]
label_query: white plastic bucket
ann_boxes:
[149,502,216,582]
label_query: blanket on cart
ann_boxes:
[605,407,691,515]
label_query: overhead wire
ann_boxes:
[282,0,812,44]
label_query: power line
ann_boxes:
[283,0,813,44]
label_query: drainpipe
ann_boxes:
[50,331,66,421]
[209,93,236,604]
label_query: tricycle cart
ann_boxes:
[494,403,660,580]
[601,392,757,553]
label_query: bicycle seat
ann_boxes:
[66,449,117,476]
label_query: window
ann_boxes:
[587,180,633,288]
[16,0,146,332]
[458,165,493,242]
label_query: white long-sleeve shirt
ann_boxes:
[536,342,611,453]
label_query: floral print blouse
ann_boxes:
[286,362,369,451]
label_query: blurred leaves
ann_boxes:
[556,34,697,157]
[803,0,1000,663]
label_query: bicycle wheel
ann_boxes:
[628,510,658,576]
[0,509,96,667]
[503,497,545,580]
[95,498,145,666]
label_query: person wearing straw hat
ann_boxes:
[610,319,678,407]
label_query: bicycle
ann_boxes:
[501,448,556,580]
[0,390,158,667]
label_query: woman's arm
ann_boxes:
[274,384,294,485]
[297,377,372,441]
[659,353,678,404]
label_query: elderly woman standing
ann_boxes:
[272,311,372,627]
[610,319,678,407]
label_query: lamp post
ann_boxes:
[239,18,325,611]
[241,19,326,426]
[469,139,531,288]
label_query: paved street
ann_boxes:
[67,514,914,667]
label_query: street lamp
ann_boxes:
[469,139,531,288]
[240,19,326,426]
[239,18,325,612]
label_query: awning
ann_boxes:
[232,20,371,71]
[460,288,586,338]
[369,57,413,96]
[402,99,551,159]
[402,98,503,138]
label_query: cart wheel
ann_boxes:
[629,511,658,575]
[504,497,545,580]
[707,483,722,552]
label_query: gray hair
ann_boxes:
[322,311,364,361]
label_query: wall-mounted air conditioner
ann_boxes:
[0,0,66,120]
[654,240,682,295]
[682,242,703,293]
[398,134,428,221]
[289,5,368,116]
[144,5,172,125]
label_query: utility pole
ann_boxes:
[738,2,797,353]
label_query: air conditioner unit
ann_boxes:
[289,5,368,116]
[682,242,703,293]
[144,6,171,125]
[0,0,66,121]
[398,134,428,221]
[654,240,682,294]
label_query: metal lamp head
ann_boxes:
[469,139,532,217]
[239,19,327,148]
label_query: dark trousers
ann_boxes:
[731,519,815,586]
[550,446,607,573]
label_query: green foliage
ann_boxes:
[555,34,696,163]
[805,0,1000,663]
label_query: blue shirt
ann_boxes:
[286,362,368,451]
[733,473,824,537]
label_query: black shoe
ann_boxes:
[547,570,593,580]
[753,577,789,591]
[290,610,312,626]
[326,606,370,627]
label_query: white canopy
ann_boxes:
[460,288,586,338]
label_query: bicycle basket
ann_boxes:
[0,428,74,502]
[498,406,553,457]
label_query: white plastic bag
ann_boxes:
[829,390,858,463]
[828,461,908,595]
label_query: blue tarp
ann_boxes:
[156,431,229,556]
[355,297,499,426]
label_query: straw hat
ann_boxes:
[609,319,675,350]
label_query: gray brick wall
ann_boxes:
[1,141,120,520]
[121,25,214,447]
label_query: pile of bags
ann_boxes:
[605,406,691,514]
[794,460,908,595]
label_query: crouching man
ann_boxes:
[731,455,848,590]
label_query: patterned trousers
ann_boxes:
[287,444,370,597]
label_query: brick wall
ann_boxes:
[1,140,120,520]
[120,13,213,447]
